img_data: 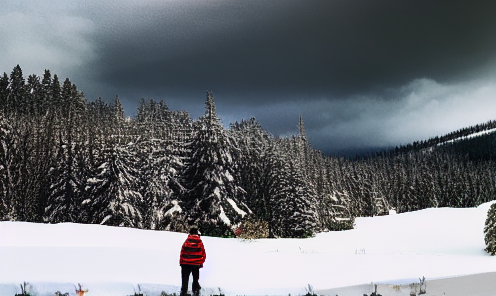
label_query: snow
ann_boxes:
[226,198,247,217]
[164,200,182,216]
[86,178,102,184]
[1,201,496,296]
[439,128,496,145]
[213,187,221,198]
[218,206,231,226]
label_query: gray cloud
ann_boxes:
[0,1,96,78]
[2,0,496,154]
[276,75,496,154]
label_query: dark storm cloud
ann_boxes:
[2,0,496,154]
[89,1,496,98]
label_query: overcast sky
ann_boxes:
[2,0,496,155]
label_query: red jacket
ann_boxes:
[180,234,206,266]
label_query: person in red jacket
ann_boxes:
[180,226,206,296]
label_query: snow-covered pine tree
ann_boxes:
[44,79,89,223]
[484,202,496,255]
[136,136,182,230]
[131,98,192,230]
[84,142,143,228]
[256,137,316,238]
[0,112,14,220]
[261,139,293,238]
[284,157,317,237]
[230,118,271,219]
[44,135,80,223]
[181,91,250,236]
[284,136,318,237]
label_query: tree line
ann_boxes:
[1,66,495,237]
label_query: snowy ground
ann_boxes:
[1,201,495,296]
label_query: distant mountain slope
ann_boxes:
[390,119,496,160]
[438,128,496,161]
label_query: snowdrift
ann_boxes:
[1,201,495,296]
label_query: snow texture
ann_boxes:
[1,201,496,296]
[226,198,247,217]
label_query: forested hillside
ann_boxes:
[1,66,495,237]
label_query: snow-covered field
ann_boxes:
[1,201,495,296]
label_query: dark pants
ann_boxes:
[181,265,201,293]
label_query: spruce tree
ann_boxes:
[0,113,14,220]
[84,142,143,228]
[40,69,52,115]
[261,140,292,238]
[230,118,271,219]
[181,91,250,236]
[26,74,42,116]
[484,202,496,255]
[0,72,9,113]
[8,65,26,114]
[44,128,83,223]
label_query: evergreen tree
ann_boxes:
[283,156,317,237]
[44,128,83,223]
[8,65,26,114]
[230,118,271,219]
[84,142,143,228]
[0,113,14,220]
[26,74,42,116]
[40,69,52,116]
[260,140,292,237]
[45,78,89,223]
[49,74,61,118]
[181,91,250,236]
[136,136,182,230]
[0,72,9,113]
[484,202,496,255]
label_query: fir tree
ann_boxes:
[484,202,496,255]
[44,129,83,223]
[26,74,42,116]
[84,143,143,228]
[8,65,26,114]
[0,113,14,220]
[136,136,182,230]
[0,72,9,113]
[261,140,293,238]
[181,91,250,236]
[230,118,271,219]
[40,69,52,116]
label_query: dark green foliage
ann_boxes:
[197,219,235,238]
[180,91,249,234]
[484,202,496,255]
[325,217,355,231]
[1,65,496,239]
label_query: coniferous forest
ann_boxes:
[1,65,495,238]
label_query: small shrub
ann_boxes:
[304,284,317,296]
[198,220,234,237]
[75,283,88,296]
[130,284,144,296]
[326,217,355,231]
[237,216,269,239]
[165,212,190,234]
[15,282,31,296]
